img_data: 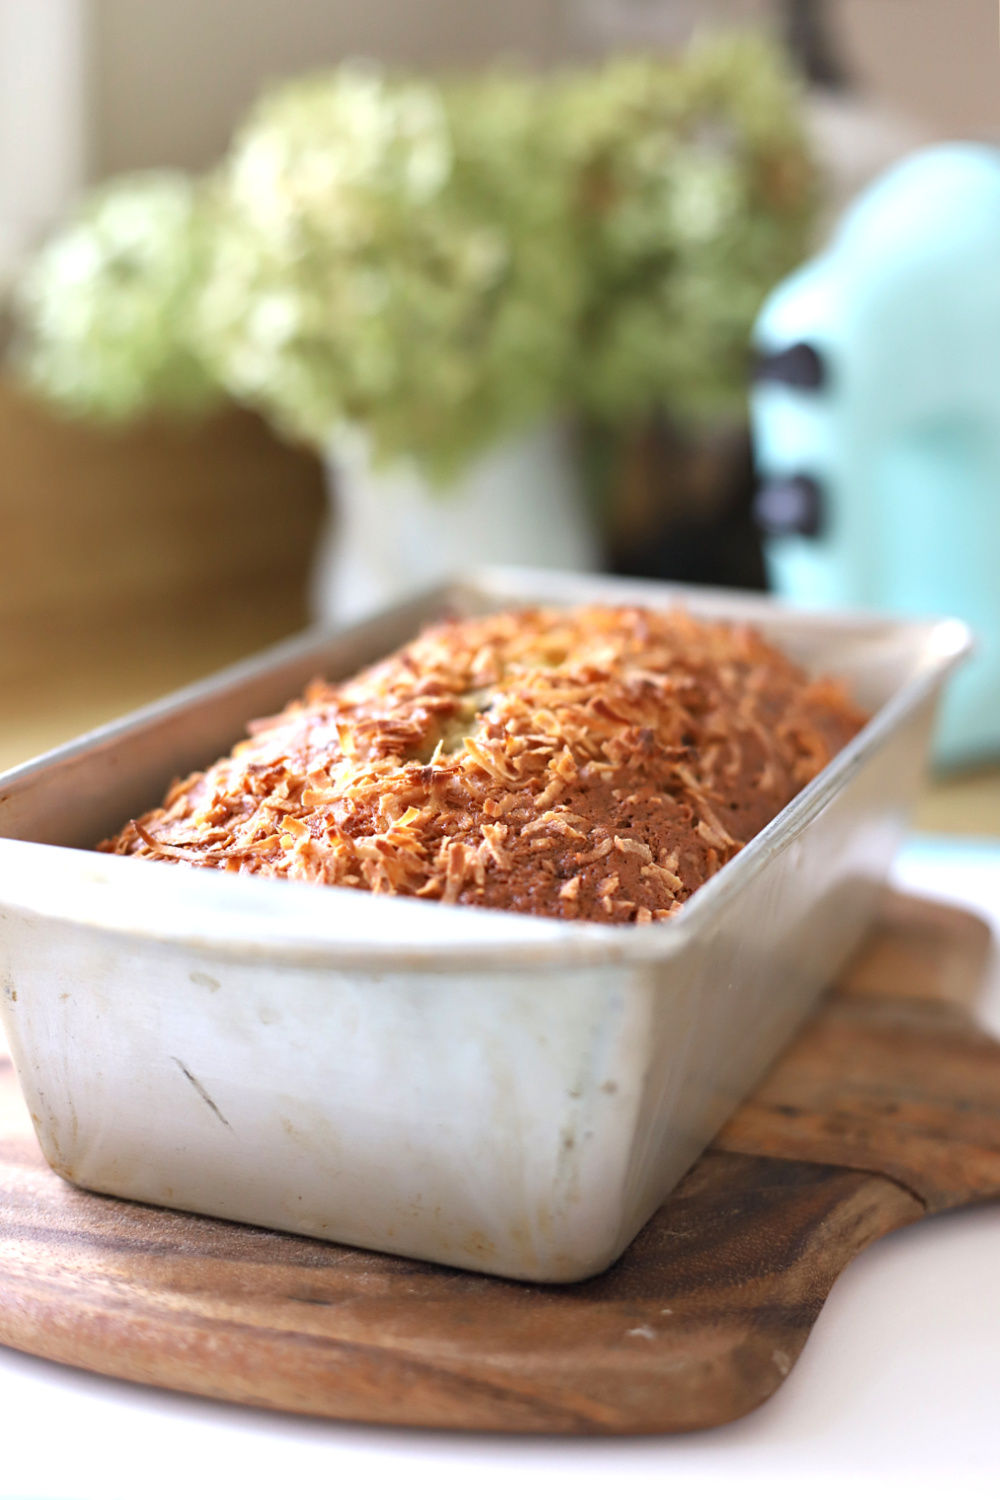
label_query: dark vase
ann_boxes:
[580,417,768,593]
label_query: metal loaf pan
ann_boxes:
[0,568,969,1282]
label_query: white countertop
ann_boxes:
[2,835,1000,1500]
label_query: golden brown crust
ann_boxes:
[100,606,867,924]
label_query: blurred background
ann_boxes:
[1,0,999,833]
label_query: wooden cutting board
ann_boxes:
[1,890,998,1435]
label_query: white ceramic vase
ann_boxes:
[312,423,601,624]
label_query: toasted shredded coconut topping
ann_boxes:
[100,606,867,925]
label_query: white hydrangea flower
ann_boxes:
[15,172,218,420]
[13,37,816,474]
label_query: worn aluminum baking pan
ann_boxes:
[0,568,969,1282]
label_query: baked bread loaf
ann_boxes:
[101,605,866,924]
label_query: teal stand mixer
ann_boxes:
[751,143,1000,765]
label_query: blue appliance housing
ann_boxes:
[751,144,1000,765]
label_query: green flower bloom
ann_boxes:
[196,64,582,481]
[557,34,817,427]
[15,172,219,422]
[13,35,817,474]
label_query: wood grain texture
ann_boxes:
[0,892,995,1434]
[716,892,1000,1211]
[0,379,324,647]
[0,378,326,771]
